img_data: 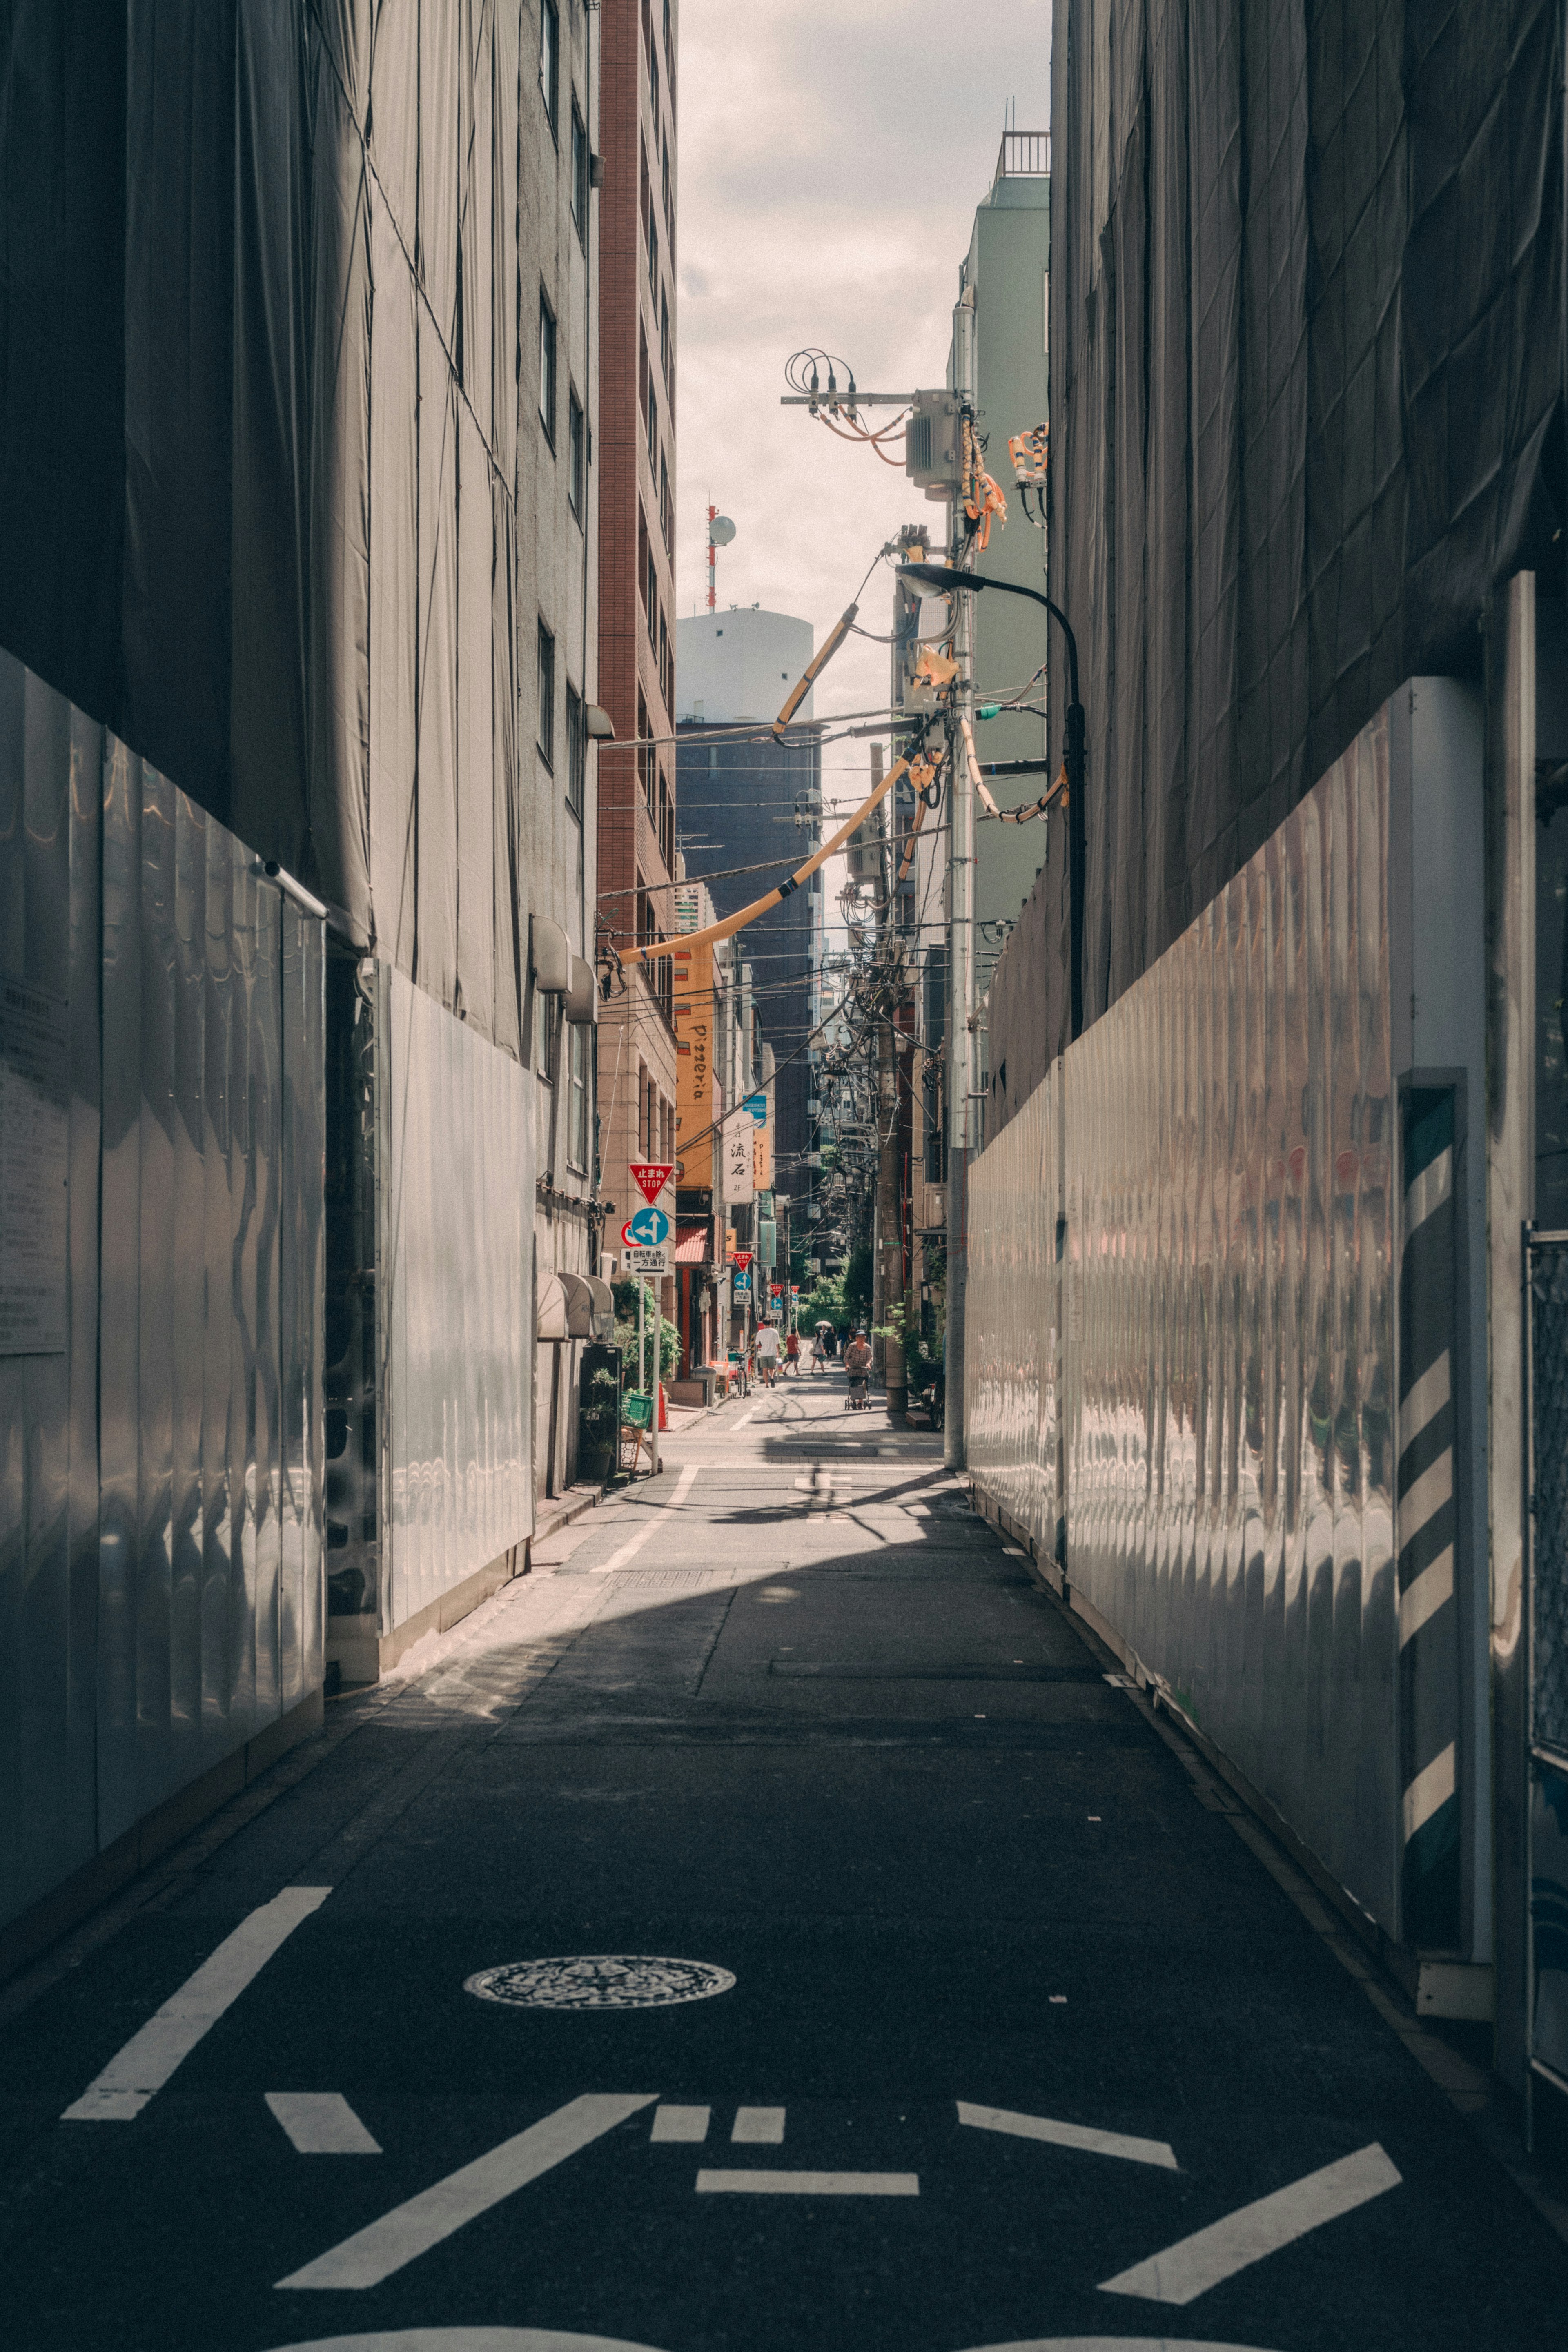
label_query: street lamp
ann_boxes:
[898,561,1086,1042]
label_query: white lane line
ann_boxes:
[276,2093,657,2288]
[729,1408,759,1431]
[732,2105,786,2143]
[696,2170,918,2196]
[958,2100,1177,2169]
[266,2091,381,2154]
[62,1886,331,2121]
[651,2104,711,2143]
[593,1465,700,1573]
[1098,2141,1401,2305]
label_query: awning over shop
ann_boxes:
[539,1270,617,1340]
[536,1270,568,1341]
[560,1271,615,1339]
[674,1223,709,1266]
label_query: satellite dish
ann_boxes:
[708,515,737,547]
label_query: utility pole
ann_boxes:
[944,290,977,1472]
[877,989,906,1412]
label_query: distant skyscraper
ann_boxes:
[675,608,824,1197]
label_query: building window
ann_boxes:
[567,1021,589,1171]
[660,286,671,395]
[536,984,558,1080]
[539,292,557,442]
[539,0,559,133]
[646,379,657,464]
[566,683,585,817]
[568,388,585,518]
[662,141,673,242]
[570,99,588,244]
[537,620,556,768]
[647,206,658,298]
[637,507,649,614]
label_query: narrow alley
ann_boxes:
[2,1370,1564,2352]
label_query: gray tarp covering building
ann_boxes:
[0,2,579,1949]
[987,0,1563,1122]
[0,0,555,1045]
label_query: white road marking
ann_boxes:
[732,2105,785,2143]
[266,2091,381,2154]
[62,1885,331,2121]
[729,1408,759,1431]
[696,2169,918,2196]
[958,2100,1176,2169]
[594,1466,700,1573]
[276,2093,657,2288]
[651,2104,711,2143]
[1098,2140,1401,2304]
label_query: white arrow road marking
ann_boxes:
[62,1885,330,2121]
[696,2170,918,2195]
[594,1466,699,1572]
[266,2091,382,2154]
[732,2105,786,2143]
[1098,2141,1401,2304]
[650,2104,711,2143]
[275,2093,657,2289]
[958,2100,1178,2170]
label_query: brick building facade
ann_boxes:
[595,0,679,1276]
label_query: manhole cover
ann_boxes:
[464,1956,736,2010]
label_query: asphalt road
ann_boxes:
[3,1372,1566,2352]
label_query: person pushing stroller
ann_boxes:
[843,1327,873,1412]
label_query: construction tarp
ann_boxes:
[988,0,1563,1125]
[0,0,526,1057]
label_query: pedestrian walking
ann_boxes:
[784,1328,801,1376]
[756,1319,781,1387]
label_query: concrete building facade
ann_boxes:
[945,133,1052,982]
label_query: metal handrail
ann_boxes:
[996,131,1050,182]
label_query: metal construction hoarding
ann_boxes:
[967,697,1466,1948]
[0,656,325,1938]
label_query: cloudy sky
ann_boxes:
[674,0,1052,771]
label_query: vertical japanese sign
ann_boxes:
[722,1112,755,1206]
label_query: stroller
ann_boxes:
[843,1332,873,1411]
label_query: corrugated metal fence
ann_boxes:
[1,655,324,1934]
[967,709,1402,1933]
